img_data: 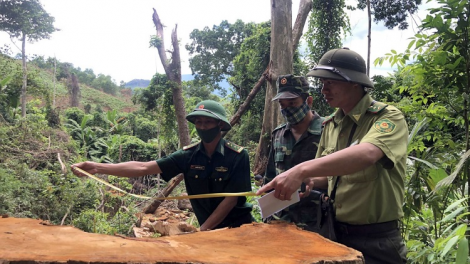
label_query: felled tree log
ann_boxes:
[0,217,364,264]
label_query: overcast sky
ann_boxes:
[0,0,437,84]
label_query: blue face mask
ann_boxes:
[281,101,310,125]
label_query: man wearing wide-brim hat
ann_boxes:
[258,48,408,263]
[72,100,253,231]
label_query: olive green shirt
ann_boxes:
[316,93,408,225]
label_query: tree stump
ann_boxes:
[0,217,364,264]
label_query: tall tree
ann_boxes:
[305,0,350,116]
[252,0,313,174]
[186,20,256,92]
[356,0,423,75]
[151,8,189,147]
[0,0,57,117]
[68,73,80,107]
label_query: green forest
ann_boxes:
[0,0,469,263]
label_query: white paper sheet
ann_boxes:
[257,191,300,219]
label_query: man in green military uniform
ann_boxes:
[72,100,253,231]
[257,48,408,263]
[263,74,324,232]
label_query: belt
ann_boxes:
[336,220,399,236]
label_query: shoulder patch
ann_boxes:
[367,101,388,114]
[322,114,334,125]
[183,141,200,150]
[373,119,396,133]
[225,141,244,153]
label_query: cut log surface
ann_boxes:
[0,217,364,264]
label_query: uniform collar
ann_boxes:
[196,138,226,156]
[306,111,322,135]
[333,93,373,125]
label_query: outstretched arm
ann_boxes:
[71,161,161,178]
[257,142,384,199]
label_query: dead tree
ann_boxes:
[152,8,190,147]
[68,73,80,107]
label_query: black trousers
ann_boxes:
[336,221,407,264]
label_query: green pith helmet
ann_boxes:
[186,100,231,131]
[272,74,310,101]
[307,47,374,88]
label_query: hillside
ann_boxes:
[0,55,137,113]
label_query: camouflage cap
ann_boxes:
[272,74,309,101]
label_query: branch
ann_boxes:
[225,64,271,131]
[152,8,169,74]
[142,174,184,214]
[57,153,67,174]
[292,0,313,52]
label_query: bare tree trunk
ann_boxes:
[227,0,311,132]
[152,8,190,147]
[292,0,313,52]
[367,0,371,76]
[53,56,57,108]
[21,33,27,118]
[69,73,80,107]
[253,0,294,175]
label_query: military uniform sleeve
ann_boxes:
[361,107,408,169]
[156,149,188,182]
[264,135,277,184]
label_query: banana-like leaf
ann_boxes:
[407,156,438,169]
[435,149,470,191]
[407,117,428,150]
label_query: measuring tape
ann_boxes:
[72,167,259,200]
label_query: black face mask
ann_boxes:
[196,126,221,143]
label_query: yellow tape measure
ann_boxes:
[72,167,259,200]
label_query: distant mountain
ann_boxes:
[124,79,150,89]
[125,74,230,91]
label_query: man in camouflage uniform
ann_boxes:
[258,48,408,263]
[72,100,253,231]
[263,74,324,232]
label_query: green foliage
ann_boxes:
[375,1,470,261]
[132,73,179,149]
[305,0,350,116]
[91,74,118,95]
[109,135,159,162]
[356,0,422,30]
[305,0,350,65]
[64,107,85,126]
[133,116,158,142]
[0,0,57,42]
[0,163,98,224]
[73,207,138,235]
[186,19,257,91]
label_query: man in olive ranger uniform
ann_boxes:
[258,48,408,264]
[72,100,253,231]
[263,74,324,232]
